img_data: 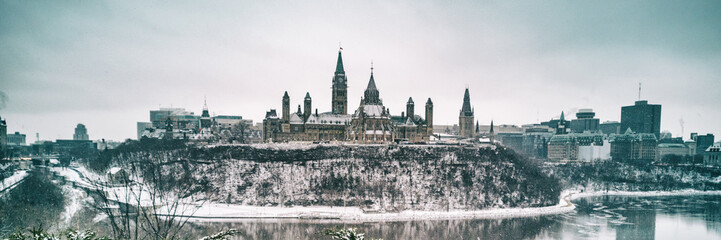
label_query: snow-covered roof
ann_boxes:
[706,142,721,152]
[306,113,351,125]
[289,113,304,124]
[360,105,387,118]
[404,117,416,126]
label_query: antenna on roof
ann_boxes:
[339,41,343,51]
[370,60,374,74]
[638,82,642,101]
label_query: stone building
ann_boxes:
[703,142,721,166]
[656,143,689,162]
[458,88,474,138]
[263,50,432,143]
[547,132,605,161]
[610,129,658,162]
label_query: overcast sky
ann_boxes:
[1,1,720,141]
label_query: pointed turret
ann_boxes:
[406,97,415,121]
[460,88,472,115]
[335,51,345,74]
[556,111,568,135]
[201,97,210,118]
[490,120,495,143]
[425,98,434,137]
[363,64,381,104]
[458,87,475,138]
[304,92,312,121]
[282,91,290,122]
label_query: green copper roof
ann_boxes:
[461,88,472,113]
[335,51,345,74]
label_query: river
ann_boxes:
[184,194,721,239]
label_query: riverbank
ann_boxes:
[566,189,721,201]
[160,189,721,223]
[160,197,576,222]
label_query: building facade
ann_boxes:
[621,100,662,138]
[571,109,600,133]
[703,142,721,166]
[7,132,26,146]
[610,129,658,162]
[458,88,474,138]
[263,51,432,143]
[692,133,715,155]
[547,132,605,161]
[656,143,689,162]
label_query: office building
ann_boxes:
[620,100,662,138]
[570,108,600,133]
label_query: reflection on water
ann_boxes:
[186,195,721,240]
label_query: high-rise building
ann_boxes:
[570,108,600,133]
[692,133,715,155]
[620,100,662,138]
[73,124,89,141]
[458,88,475,138]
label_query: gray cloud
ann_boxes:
[0,0,719,140]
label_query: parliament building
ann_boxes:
[262,50,433,143]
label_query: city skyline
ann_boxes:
[1,1,720,141]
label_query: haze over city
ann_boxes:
[1,0,720,141]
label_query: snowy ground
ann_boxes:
[157,194,576,222]
[0,170,28,195]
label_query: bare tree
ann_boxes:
[88,154,205,240]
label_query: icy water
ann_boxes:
[186,195,721,239]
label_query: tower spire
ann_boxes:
[460,88,472,115]
[363,62,380,104]
[335,50,345,74]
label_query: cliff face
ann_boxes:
[112,144,561,212]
